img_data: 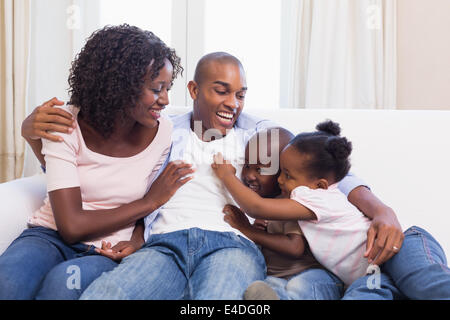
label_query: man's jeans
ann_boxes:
[343,226,450,300]
[263,268,344,300]
[0,227,118,300]
[81,228,267,300]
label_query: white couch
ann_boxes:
[1,107,449,260]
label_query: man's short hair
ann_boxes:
[194,52,244,85]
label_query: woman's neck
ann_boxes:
[78,114,159,158]
[79,116,138,143]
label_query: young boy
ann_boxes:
[222,127,343,300]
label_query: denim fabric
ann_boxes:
[263,268,344,300]
[342,226,450,300]
[341,272,405,300]
[80,228,267,300]
[0,227,117,300]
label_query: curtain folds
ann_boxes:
[0,0,31,182]
[286,0,397,109]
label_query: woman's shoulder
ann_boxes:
[57,104,80,118]
[42,104,81,153]
[152,115,173,148]
[158,114,174,133]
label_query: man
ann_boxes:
[24,52,405,299]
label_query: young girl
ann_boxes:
[212,120,450,299]
[222,127,344,300]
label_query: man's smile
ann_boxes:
[215,111,235,126]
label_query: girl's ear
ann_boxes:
[317,179,329,190]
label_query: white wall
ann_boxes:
[28,0,73,109]
[397,0,450,109]
[24,0,74,176]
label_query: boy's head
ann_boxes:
[188,52,247,140]
[278,120,352,195]
[242,127,294,198]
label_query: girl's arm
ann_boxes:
[211,154,316,221]
[50,161,194,244]
[223,205,305,258]
[221,174,315,220]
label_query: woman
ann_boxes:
[0,24,193,300]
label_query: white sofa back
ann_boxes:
[1,107,449,259]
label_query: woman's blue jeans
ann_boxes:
[0,227,118,300]
[342,226,450,300]
[80,228,267,300]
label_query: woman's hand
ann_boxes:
[211,153,236,179]
[21,97,76,142]
[145,161,195,209]
[95,240,142,262]
[223,204,252,232]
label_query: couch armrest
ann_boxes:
[0,174,47,254]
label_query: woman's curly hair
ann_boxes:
[68,24,183,138]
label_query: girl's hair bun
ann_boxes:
[326,137,353,160]
[316,120,341,136]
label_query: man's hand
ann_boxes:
[211,153,236,179]
[21,97,76,142]
[347,186,404,266]
[95,240,142,262]
[223,204,252,231]
[365,207,404,266]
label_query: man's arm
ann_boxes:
[348,186,404,266]
[24,139,45,168]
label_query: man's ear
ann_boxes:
[188,80,199,100]
[317,179,329,190]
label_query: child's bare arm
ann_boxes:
[223,205,305,258]
[246,229,306,259]
[213,162,315,222]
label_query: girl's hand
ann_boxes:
[145,161,195,209]
[223,204,252,231]
[95,240,142,261]
[21,97,76,142]
[211,153,236,179]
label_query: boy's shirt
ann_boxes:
[263,220,323,279]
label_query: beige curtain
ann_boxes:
[285,0,397,109]
[0,0,30,183]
